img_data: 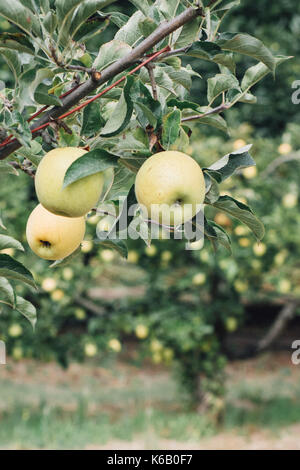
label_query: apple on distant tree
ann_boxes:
[35,147,103,218]
[26,204,85,260]
[135,151,205,226]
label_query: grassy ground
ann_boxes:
[0,352,300,449]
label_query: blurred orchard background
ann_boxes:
[0,0,300,450]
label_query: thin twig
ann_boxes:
[49,43,94,75]
[75,297,105,316]
[181,103,229,122]
[260,151,300,178]
[145,63,158,100]
[156,46,190,61]
[256,302,297,353]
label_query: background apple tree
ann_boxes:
[0,0,296,411]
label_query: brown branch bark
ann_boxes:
[75,297,105,317]
[256,302,297,353]
[260,151,300,178]
[0,6,203,160]
[145,63,158,100]
[181,103,229,123]
[227,302,298,360]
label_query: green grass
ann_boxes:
[1,358,300,449]
[0,404,214,449]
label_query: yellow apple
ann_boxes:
[42,277,57,292]
[233,139,246,150]
[192,272,206,285]
[8,323,23,338]
[225,317,238,332]
[214,212,232,227]
[135,151,205,226]
[108,338,122,352]
[35,147,104,217]
[26,204,85,260]
[135,324,149,339]
[85,343,98,357]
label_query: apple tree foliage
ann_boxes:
[0,0,292,403]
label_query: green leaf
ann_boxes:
[227,89,257,104]
[69,0,116,39]
[186,41,223,60]
[16,141,43,167]
[189,107,228,133]
[216,33,276,73]
[168,99,199,112]
[43,11,57,34]
[162,109,181,149]
[73,16,109,43]
[159,0,180,19]
[128,0,150,16]
[207,144,255,181]
[140,67,175,95]
[63,149,119,188]
[241,56,291,92]
[169,126,190,153]
[185,42,236,73]
[163,65,195,91]
[81,101,105,137]
[136,101,158,127]
[105,163,135,201]
[204,173,220,204]
[207,73,240,103]
[111,126,151,158]
[207,220,232,253]
[131,79,162,128]
[0,235,24,252]
[34,84,62,106]
[105,184,136,236]
[115,10,144,46]
[50,246,81,268]
[0,213,6,230]
[212,195,265,240]
[101,76,134,137]
[97,239,128,258]
[105,11,129,28]
[0,161,19,176]
[0,277,15,306]
[15,296,37,329]
[213,0,240,11]
[25,67,55,107]
[213,53,236,73]
[0,32,34,55]
[93,40,132,71]
[0,0,40,36]
[0,254,36,288]
[56,0,84,45]
[0,48,21,84]
[174,17,201,49]
[139,17,157,37]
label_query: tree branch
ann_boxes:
[260,151,300,178]
[145,63,158,100]
[0,6,203,160]
[75,296,105,317]
[256,302,297,353]
[181,103,229,122]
